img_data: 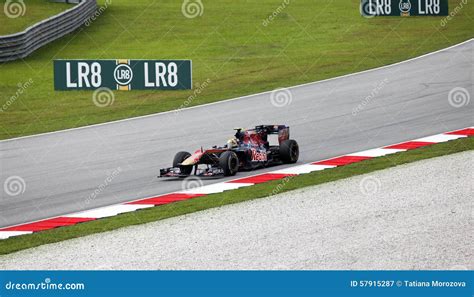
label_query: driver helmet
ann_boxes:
[227,137,239,148]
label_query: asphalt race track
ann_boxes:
[0,40,472,228]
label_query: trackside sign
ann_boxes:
[54,59,192,91]
[360,0,448,17]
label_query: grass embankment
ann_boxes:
[0,136,472,255]
[0,0,473,139]
[0,0,73,35]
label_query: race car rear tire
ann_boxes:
[173,151,193,176]
[219,151,239,176]
[279,139,299,163]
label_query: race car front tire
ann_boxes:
[173,151,193,176]
[279,139,299,163]
[219,151,239,176]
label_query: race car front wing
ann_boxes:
[159,165,224,178]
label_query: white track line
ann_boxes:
[0,231,33,239]
[347,148,406,157]
[178,182,254,194]
[414,134,466,143]
[65,204,154,219]
[269,164,336,175]
[1,39,471,143]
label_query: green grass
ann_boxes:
[0,0,73,35]
[0,0,473,139]
[0,136,472,255]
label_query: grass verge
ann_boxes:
[0,0,473,139]
[0,136,472,255]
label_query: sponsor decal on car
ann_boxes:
[251,148,268,162]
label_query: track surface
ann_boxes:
[0,40,472,228]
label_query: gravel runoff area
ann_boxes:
[1,151,472,270]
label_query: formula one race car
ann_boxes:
[159,125,299,178]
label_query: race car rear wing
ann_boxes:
[254,125,290,144]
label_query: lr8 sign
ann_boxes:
[360,0,448,17]
[54,59,192,91]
